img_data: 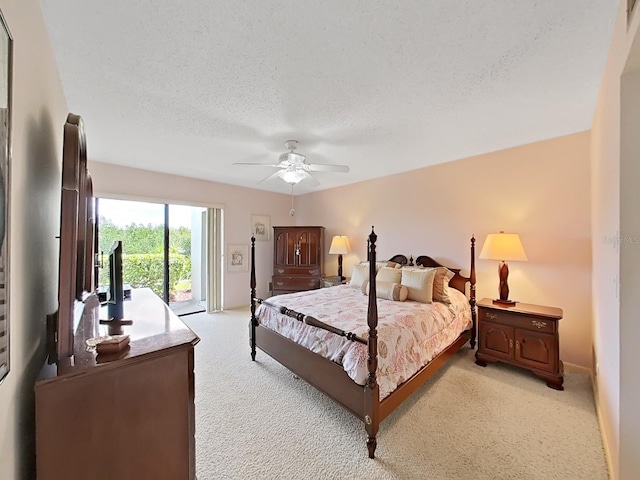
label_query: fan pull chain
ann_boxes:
[289,184,296,216]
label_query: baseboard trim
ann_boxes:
[563,361,592,375]
[590,371,617,480]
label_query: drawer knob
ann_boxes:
[276,282,283,286]
[309,269,317,274]
[486,312,498,320]
[277,269,285,274]
[532,320,547,329]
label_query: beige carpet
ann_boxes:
[183,308,608,480]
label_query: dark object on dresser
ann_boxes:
[272,226,324,295]
[475,298,564,390]
[97,283,132,303]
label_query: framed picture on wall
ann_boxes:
[251,214,270,241]
[227,244,249,272]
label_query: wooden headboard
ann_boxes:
[367,238,476,297]
[413,255,471,295]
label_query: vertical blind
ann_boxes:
[206,207,223,312]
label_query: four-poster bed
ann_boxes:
[249,228,476,458]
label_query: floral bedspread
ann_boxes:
[256,285,472,399]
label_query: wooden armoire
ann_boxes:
[272,226,325,295]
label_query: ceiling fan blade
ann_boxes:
[301,171,320,187]
[233,162,280,167]
[305,163,350,173]
[257,170,282,184]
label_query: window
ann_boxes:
[96,198,222,315]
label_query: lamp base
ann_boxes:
[493,299,516,306]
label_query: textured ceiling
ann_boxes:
[40,1,618,195]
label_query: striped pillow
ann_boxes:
[433,267,455,304]
[401,268,436,303]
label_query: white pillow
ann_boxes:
[401,268,436,303]
[376,266,402,284]
[366,281,409,301]
[349,263,370,290]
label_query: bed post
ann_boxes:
[469,235,477,349]
[250,234,257,361]
[364,227,380,459]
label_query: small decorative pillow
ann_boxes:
[401,268,436,303]
[365,281,409,301]
[376,266,402,284]
[349,263,370,290]
[433,267,455,304]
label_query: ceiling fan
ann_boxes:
[234,140,350,185]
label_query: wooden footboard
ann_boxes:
[250,228,476,458]
[255,324,365,418]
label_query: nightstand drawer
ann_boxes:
[321,276,347,288]
[479,309,555,334]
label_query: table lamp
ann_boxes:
[479,231,527,306]
[329,235,351,281]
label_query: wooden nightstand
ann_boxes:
[475,298,564,390]
[320,276,348,288]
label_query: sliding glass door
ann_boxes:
[168,204,207,315]
[96,198,221,315]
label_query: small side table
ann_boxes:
[321,276,348,288]
[475,298,564,390]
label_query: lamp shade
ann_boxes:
[479,232,527,262]
[329,236,351,255]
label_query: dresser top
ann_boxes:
[478,298,563,319]
[39,288,200,382]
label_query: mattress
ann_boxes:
[256,285,472,399]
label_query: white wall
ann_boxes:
[297,132,593,369]
[619,59,640,480]
[591,1,640,478]
[0,1,69,478]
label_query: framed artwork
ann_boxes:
[251,214,270,241]
[0,9,12,384]
[227,244,249,272]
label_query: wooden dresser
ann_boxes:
[35,288,200,479]
[475,298,563,390]
[272,226,325,295]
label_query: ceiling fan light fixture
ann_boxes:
[278,168,306,184]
